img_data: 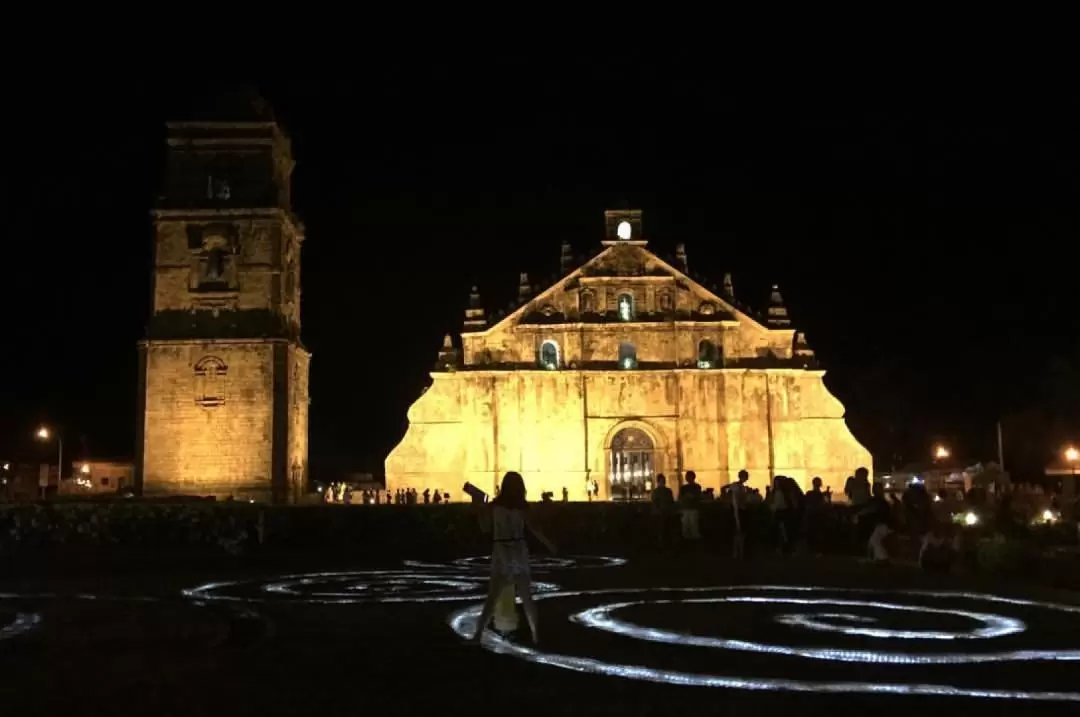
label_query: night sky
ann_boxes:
[4,69,1078,479]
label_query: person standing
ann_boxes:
[469,472,556,645]
[650,473,676,547]
[730,470,750,557]
[678,471,702,541]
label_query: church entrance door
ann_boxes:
[608,427,655,501]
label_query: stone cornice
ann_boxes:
[507,319,741,331]
[167,121,278,130]
[152,207,291,220]
[431,367,824,378]
[152,208,305,235]
[578,275,675,284]
[166,137,275,147]
[140,338,298,347]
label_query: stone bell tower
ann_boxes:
[135,89,310,504]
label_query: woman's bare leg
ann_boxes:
[469,578,503,642]
[513,575,539,644]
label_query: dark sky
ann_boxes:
[3,68,1078,476]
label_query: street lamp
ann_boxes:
[35,426,62,498]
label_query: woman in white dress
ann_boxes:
[469,471,556,645]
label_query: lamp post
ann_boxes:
[35,427,62,500]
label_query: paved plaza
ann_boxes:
[2,551,1078,715]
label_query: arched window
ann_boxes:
[617,293,635,321]
[697,339,721,369]
[540,340,560,370]
[619,342,638,369]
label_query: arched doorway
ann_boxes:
[608,426,655,501]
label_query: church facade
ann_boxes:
[386,209,870,501]
[134,93,310,503]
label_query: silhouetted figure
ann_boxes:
[730,470,750,557]
[561,486,568,502]
[803,476,827,554]
[859,483,893,561]
[678,471,702,540]
[433,491,442,504]
[423,488,431,504]
[846,467,871,506]
[650,473,676,547]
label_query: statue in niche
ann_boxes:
[580,289,596,313]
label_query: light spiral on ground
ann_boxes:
[182,570,560,605]
[0,612,41,641]
[403,555,627,572]
[448,585,1080,702]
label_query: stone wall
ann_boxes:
[141,339,278,500]
[386,368,871,501]
[287,346,311,503]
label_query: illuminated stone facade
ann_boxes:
[386,209,869,501]
[135,92,310,503]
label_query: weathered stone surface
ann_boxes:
[387,210,870,500]
[137,108,309,504]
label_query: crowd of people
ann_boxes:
[644,466,1074,571]
[322,484,451,505]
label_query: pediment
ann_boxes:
[479,243,768,334]
[579,243,671,278]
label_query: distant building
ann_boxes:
[59,460,135,496]
[0,463,57,501]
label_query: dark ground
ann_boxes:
[1,549,1077,716]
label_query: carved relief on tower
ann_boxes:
[193,356,228,408]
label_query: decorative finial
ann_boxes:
[794,331,814,358]
[518,272,532,303]
[767,284,791,328]
[675,243,688,272]
[723,272,734,298]
[435,333,460,371]
[560,241,574,273]
[463,285,487,331]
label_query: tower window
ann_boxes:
[617,293,635,321]
[540,340,561,370]
[698,339,721,369]
[619,342,638,369]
